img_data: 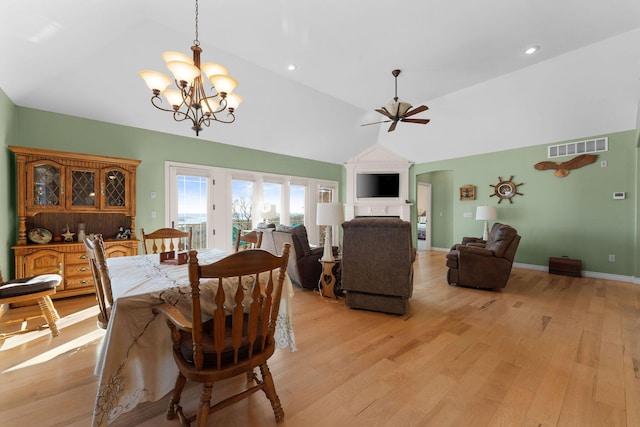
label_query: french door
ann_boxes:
[167,165,214,250]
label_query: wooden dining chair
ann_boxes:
[234,229,263,252]
[153,243,291,427]
[141,226,193,255]
[84,234,113,329]
[0,268,62,338]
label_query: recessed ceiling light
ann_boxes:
[287,64,297,71]
[525,46,540,55]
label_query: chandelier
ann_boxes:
[139,0,242,136]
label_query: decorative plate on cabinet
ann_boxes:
[28,228,53,244]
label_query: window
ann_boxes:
[166,162,338,251]
[263,182,282,225]
[231,179,254,246]
[290,184,305,226]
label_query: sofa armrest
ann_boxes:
[458,245,495,257]
[462,236,485,245]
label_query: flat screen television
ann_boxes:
[356,173,400,198]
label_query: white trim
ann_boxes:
[513,262,637,284]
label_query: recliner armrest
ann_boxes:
[458,245,495,257]
[462,236,485,245]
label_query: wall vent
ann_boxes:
[548,137,607,158]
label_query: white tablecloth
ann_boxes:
[92,249,296,426]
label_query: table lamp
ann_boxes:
[262,204,276,223]
[476,205,497,240]
[316,202,344,262]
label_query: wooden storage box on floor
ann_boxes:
[548,256,581,277]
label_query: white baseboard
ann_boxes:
[513,262,637,284]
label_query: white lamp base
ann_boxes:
[321,226,334,262]
[482,221,490,241]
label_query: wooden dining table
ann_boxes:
[91,248,297,427]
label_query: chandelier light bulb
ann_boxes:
[166,60,200,84]
[201,98,220,114]
[162,51,193,64]
[209,74,238,96]
[139,70,172,92]
[162,89,185,108]
[225,93,243,110]
[201,62,228,79]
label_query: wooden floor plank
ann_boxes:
[1,251,640,427]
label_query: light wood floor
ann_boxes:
[1,251,639,427]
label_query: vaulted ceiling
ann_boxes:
[2,0,640,164]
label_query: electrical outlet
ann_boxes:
[151,210,157,219]
[609,254,615,262]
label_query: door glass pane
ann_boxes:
[104,170,126,207]
[33,164,61,206]
[290,184,305,227]
[263,182,281,226]
[177,175,207,250]
[232,180,253,244]
[71,170,96,206]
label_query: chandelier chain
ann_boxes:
[194,0,199,46]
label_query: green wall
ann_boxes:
[0,89,17,278]
[2,99,639,281]
[3,107,343,276]
[413,129,639,278]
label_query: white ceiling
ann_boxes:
[2,0,640,164]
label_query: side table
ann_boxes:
[318,258,342,300]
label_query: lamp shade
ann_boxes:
[316,203,344,226]
[262,204,276,220]
[476,205,497,221]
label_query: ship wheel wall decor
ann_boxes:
[490,176,524,204]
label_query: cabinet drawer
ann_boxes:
[65,275,94,290]
[65,262,92,278]
[65,252,90,265]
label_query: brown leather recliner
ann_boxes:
[446,222,521,289]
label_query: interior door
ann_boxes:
[417,182,432,251]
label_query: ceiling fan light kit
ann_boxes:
[361,69,430,132]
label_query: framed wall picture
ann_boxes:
[459,184,475,201]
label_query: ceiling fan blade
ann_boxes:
[401,118,430,124]
[375,108,394,119]
[361,120,391,127]
[403,105,429,118]
[388,121,398,132]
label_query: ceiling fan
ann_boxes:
[362,69,430,132]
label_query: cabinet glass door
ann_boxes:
[70,169,97,207]
[103,169,127,207]
[33,164,62,207]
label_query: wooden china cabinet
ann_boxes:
[10,146,141,300]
